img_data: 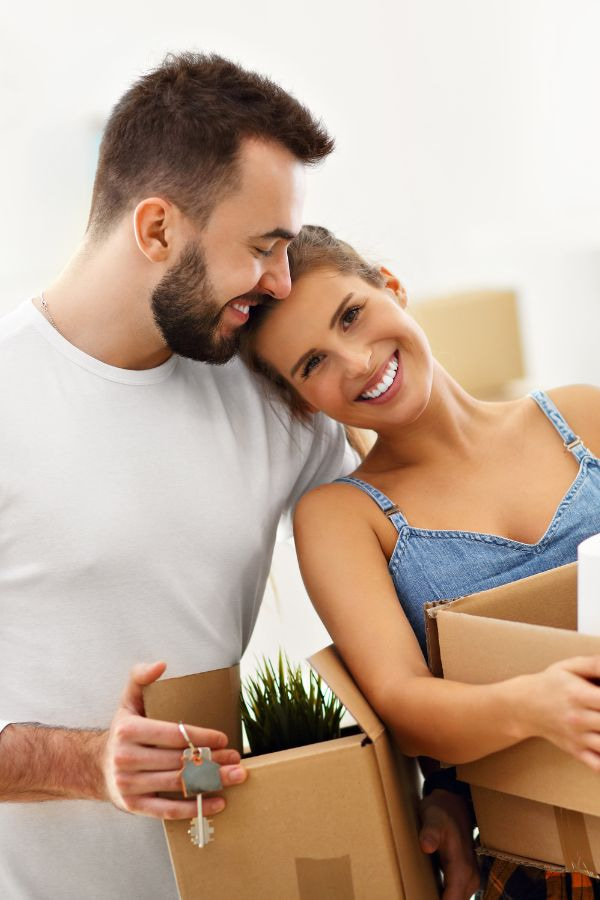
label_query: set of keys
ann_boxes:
[178,722,223,848]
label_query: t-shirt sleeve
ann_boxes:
[284,414,359,515]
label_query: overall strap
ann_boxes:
[334,476,407,529]
[529,390,590,462]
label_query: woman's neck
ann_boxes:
[361,364,519,475]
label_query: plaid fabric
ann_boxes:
[480,857,600,900]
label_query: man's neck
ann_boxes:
[39,228,172,371]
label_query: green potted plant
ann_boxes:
[240,651,346,754]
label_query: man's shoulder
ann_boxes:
[0,301,32,346]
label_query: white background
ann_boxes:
[2,0,599,672]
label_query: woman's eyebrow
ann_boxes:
[289,293,356,377]
[290,349,317,379]
[329,292,354,327]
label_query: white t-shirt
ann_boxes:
[0,300,352,899]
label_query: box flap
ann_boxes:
[425,562,577,677]
[309,645,385,743]
[143,664,242,753]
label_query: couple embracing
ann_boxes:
[2,52,600,900]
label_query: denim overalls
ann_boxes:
[336,390,600,658]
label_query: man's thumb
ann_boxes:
[121,661,167,713]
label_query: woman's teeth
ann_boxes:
[231,302,250,315]
[360,355,398,400]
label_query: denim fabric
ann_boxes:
[336,391,600,658]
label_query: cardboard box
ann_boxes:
[144,646,439,900]
[410,289,528,401]
[425,561,600,876]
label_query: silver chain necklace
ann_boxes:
[40,291,57,330]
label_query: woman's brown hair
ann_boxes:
[240,224,386,423]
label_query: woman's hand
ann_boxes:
[520,655,600,770]
[419,789,480,900]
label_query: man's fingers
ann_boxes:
[117,763,246,796]
[123,794,226,820]
[114,716,228,751]
[120,661,168,715]
[116,746,241,773]
[210,748,241,767]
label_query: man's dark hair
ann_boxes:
[87,52,334,238]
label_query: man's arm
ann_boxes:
[0,724,107,802]
[0,661,246,817]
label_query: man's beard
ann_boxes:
[151,243,241,364]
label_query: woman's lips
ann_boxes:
[356,351,403,405]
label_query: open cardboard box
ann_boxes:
[144,646,439,900]
[425,561,600,876]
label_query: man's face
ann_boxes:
[151,138,305,363]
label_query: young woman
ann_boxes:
[241,225,600,899]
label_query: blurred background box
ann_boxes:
[410,288,529,401]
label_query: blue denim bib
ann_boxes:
[336,391,600,657]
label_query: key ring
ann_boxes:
[178,721,196,753]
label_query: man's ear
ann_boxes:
[380,266,407,308]
[132,198,177,262]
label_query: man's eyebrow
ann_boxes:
[255,228,297,241]
[289,293,355,378]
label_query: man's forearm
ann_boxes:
[0,723,108,802]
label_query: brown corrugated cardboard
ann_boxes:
[410,289,527,401]
[144,646,439,900]
[425,562,600,876]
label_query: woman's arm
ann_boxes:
[294,484,600,768]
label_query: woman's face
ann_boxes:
[252,268,435,431]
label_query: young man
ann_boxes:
[0,53,477,898]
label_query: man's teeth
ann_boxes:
[231,302,250,315]
[360,356,398,400]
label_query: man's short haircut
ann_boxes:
[87,52,334,238]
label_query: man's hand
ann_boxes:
[101,661,246,819]
[419,789,480,900]
[0,661,246,816]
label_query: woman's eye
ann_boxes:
[255,247,274,258]
[341,305,362,328]
[301,354,323,379]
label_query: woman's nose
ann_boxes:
[342,348,372,377]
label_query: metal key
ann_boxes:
[188,798,215,848]
[178,725,223,849]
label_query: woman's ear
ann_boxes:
[380,266,407,308]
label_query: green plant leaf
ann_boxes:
[241,651,346,755]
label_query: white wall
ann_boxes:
[2,0,600,669]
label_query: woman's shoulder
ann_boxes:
[294,473,381,530]
[545,384,600,456]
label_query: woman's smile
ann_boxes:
[249,266,433,430]
[356,351,403,404]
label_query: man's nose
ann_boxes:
[257,253,292,300]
